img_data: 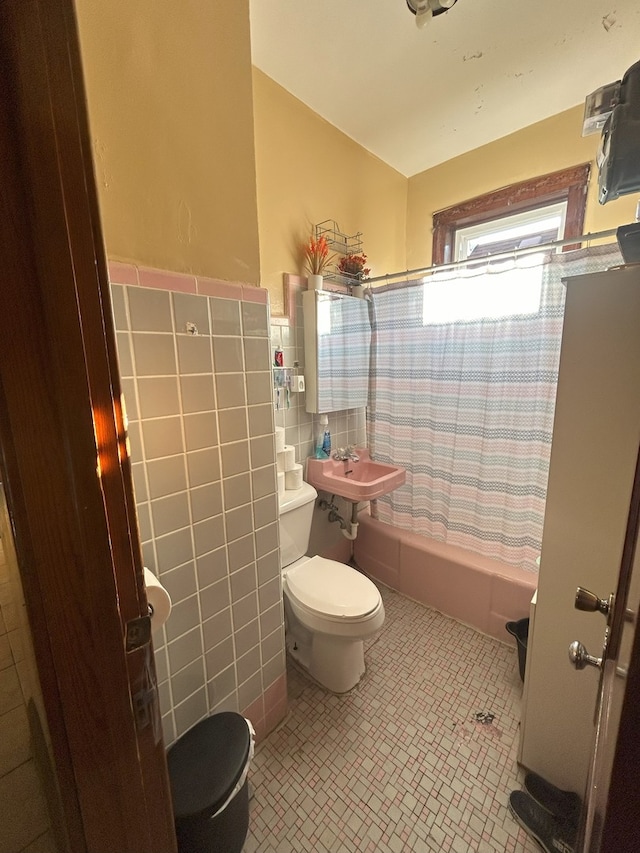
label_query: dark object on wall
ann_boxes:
[506,618,529,682]
[168,713,253,853]
[616,222,640,264]
[583,80,621,137]
[598,58,640,204]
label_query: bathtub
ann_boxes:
[353,511,536,642]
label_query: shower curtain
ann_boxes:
[367,244,621,571]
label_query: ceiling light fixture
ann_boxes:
[406,0,457,29]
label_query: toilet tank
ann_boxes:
[278,482,318,568]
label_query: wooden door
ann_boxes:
[600,570,640,852]
[0,1,176,850]
[579,443,640,851]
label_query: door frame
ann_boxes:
[597,439,640,851]
[0,1,176,850]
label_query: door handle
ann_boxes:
[568,640,603,671]
[574,587,611,616]
[574,586,634,622]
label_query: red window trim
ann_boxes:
[432,164,591,265]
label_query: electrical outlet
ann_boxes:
[294,375,305,393]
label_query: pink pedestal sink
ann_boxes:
[306,448,406,502]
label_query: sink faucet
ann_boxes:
[333,446,360,462]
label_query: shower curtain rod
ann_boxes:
[365,227,619,284]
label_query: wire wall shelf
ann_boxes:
[314,220,366,287]
[314,220,363,256]
[324,271,368,287]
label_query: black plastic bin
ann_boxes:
[506,618,529,682]
[167,712,254,853]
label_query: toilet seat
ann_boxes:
[284,556,381,621]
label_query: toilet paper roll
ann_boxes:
[276,450,286,473]
[275,426,286,454]
[143,567,172,633]
[285,463,303,490]
[282,445,296,471]
[277,471,286,495]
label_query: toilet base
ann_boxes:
[285,610,367,693]
[311,632,366,693]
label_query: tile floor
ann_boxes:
[244,584,541,853]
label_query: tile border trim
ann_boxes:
[108,261,268,304]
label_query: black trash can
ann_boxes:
[167,712,254,853]
[506,618,529,682]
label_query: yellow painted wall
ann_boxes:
[75,0,261,284]
[73,0,638,298]
[407,105,640,271]
[252,69,407,315]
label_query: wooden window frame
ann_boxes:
[432,164,591,265]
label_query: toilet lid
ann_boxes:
[285,556,380,619]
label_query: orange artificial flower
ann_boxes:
[303,234,335,276]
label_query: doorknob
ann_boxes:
[574,587,611,616]
[568,640,603,670]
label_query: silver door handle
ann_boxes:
[574,587,611,616]
[568,640,603,670]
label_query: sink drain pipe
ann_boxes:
[318,497,360,541]
[342,501,360,541]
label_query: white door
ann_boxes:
[519,265,640,796]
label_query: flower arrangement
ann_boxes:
[338,253,370,281]
[303,234,334,276]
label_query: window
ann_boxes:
[432,164,590,265]
[422,255,545,325]
[454,202,567,262]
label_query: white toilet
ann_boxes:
[278,482,385,693]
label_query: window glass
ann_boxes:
[454,202,567,261]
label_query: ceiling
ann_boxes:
[250,0,640,177]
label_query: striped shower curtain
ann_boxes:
[367,245,621,571]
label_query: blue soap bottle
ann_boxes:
[315,414,331,459]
